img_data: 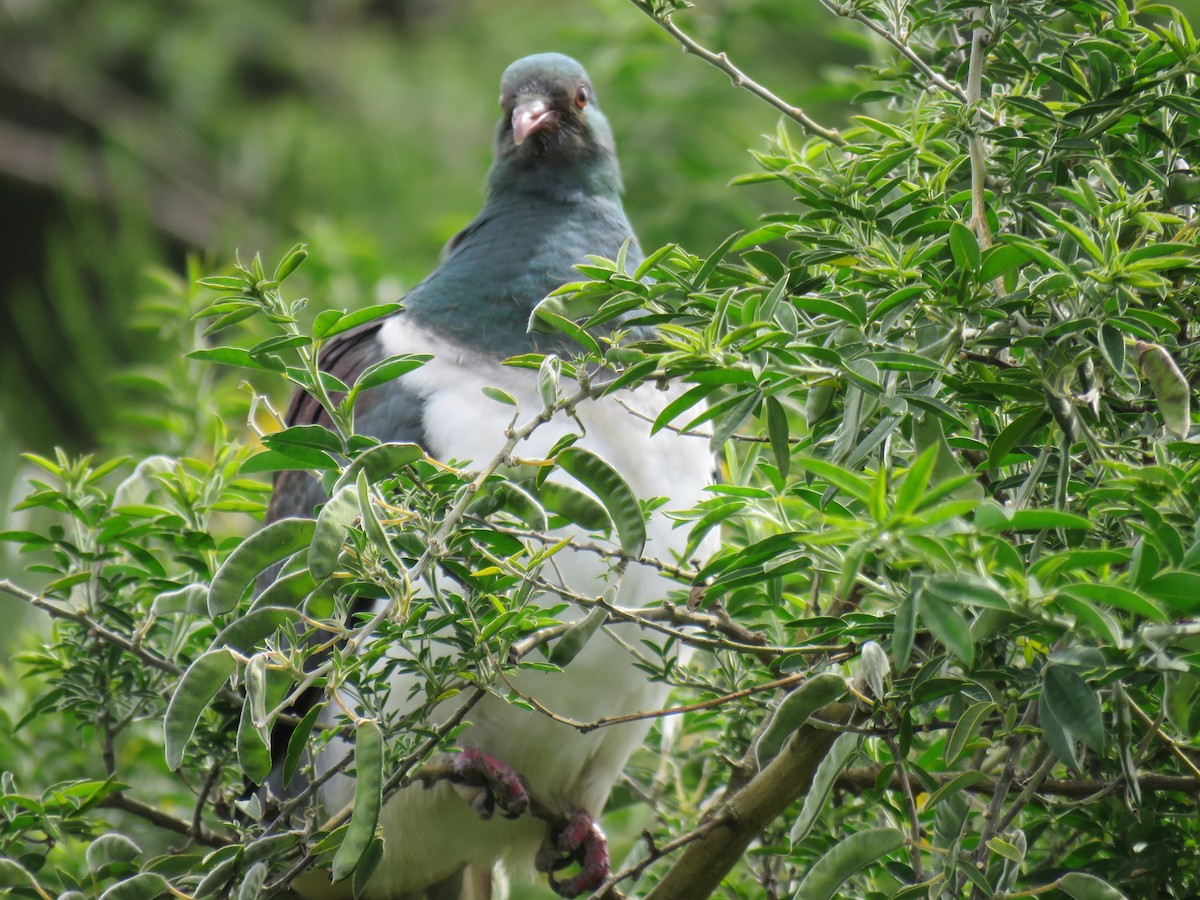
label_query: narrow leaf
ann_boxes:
[332,721,384,882]
[164,649,236,769]
[209,518,316,616]
[557,448,646,556]
[756,673,848,767]
[791,828,905,900]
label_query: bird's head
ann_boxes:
[492,53,621,193]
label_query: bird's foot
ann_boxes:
[536,809,609,899]
[420,746,530,820]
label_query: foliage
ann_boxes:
[6,1,1200,899]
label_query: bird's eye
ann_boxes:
[574,85,589,109]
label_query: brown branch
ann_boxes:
[626,1,845,146]
[835,766,1200,798]
[644,702,857,900]
[99,793,228,848]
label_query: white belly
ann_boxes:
[312,318,715,894]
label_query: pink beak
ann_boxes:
[512,98,557,145]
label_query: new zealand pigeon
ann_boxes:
[267,53,715,899]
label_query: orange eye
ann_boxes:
[575,85,589,109]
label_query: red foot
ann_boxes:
[443,746,530,820]
[536,809,609,899]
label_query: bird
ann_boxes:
[264,53,716,900]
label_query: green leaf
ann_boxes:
[978,244,1030,282]
[237,861,269,900]
[791,732,859,845]
[945,701,996,764]
[1043,664,1105,754]
[548,608,608,667]
[151,584,210,616]
[949,221,981,271]
[538,482,612,533]
[98,874,169,900]
[332,720,384,883]
[188,347,283,372]
[893,445,938,517]
[652,384,716,435]
[209,518,317,616]
[265,424,343,453]
[987,407,1050,469]
[922,770,986,812]
[87,834,142,874]
[1057,872,1129,900]
[1006,509,1091,531]
[923,574,1009,611]
[241,450,333,475]
[317,304,399,339]
[284,703,325,791]
[557,448,646,556]
[532,309,602,355]
[165,648,236,769]
[794,455,872,504]
[352,353,431,393]
[1145,571,1200,612]
[765,395,791,480]
[272,243,308,282]
[756,673,847,767]
[791,827,905,900]
[332,442,423,493]
[309,484,360,580]
[251,569,318,611]
[892,592,917,672]
[692,230,742,289]
[917,585,974,667]
[482,385,517,406]
[211,606,300,653]
[238,656,273,785]
[1058,583,1165,621]
[1137,342,1191,438]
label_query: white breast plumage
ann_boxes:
[306,316,716,897]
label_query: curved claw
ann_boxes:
[537,810,609,899]
[437,746,530,820]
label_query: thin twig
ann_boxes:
[627,1,844,146]
[99,793,228,847]
[824,1,998,126]
[885,734,925,882]
[836,766,1200,798]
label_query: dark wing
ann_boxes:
[266,318,429,523]
[259,315,429,800]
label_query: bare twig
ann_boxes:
[627,1,845,146]
[885,734,925,882]
[99,793,228,847]
[835,766,1200,798]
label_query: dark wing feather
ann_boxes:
[259,315,430,801]
[266,317,429,523]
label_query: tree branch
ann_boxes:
[99,793,228,848]
[626,1,844,146]
[643,702,857,900]
[835,766,1200,798]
